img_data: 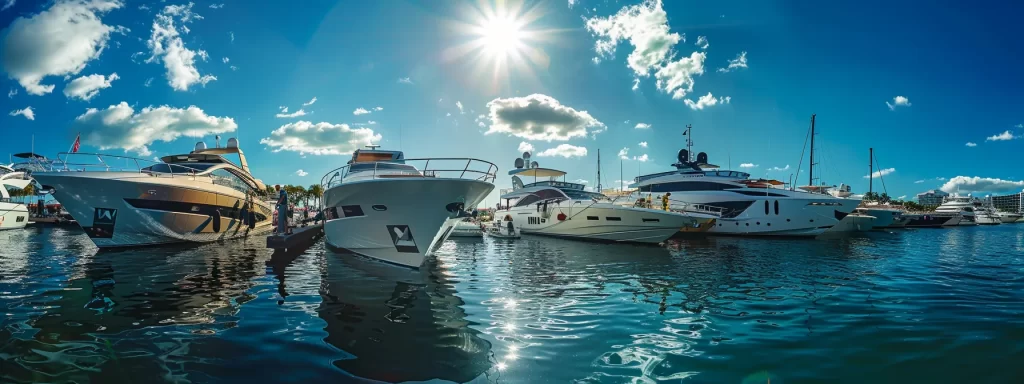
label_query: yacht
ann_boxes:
[0,164,31,230]
[449,218,484,237]
[320,147,496,268]
[903,212,956,228]
[998,211,1022,223]
[630,151,859,236]
[824,211,876,233]
[973,199,1002,225]
[32,138,274,247]
[933,194,976,226]
[497,153,716,243]
[858,206,907,228]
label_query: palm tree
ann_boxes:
[308,184,323,208]
[879,193,891,204]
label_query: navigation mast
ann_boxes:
[596,149,602,192]
[808,114,817,187]
[684,124,693,162]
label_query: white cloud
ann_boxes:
[518,141,535,153]
[146,2,217,91]
[222,57,229,63]
[259,121,381,155]
[197,49,209,61]
[940,176,1024,194]
[2,0,15,12]
[229,65,237,71]
[373,106,383,111]
[985,130,1018,141]
[573,178,588,184]
[584,0,682,77]
[633,154,649,162]
[144,77,153,87]
[367,120,376,125]
[276,109,307,118]
[303,97,317,106]
[456,101,464,114]
[618,147,629,160]
[63,72,119,101]
[208,3,223,9]
[684,92,730,110]
[279,106,288,112]
[639,141,648,148]
[9,106,35,120]
[295,169,308,176]
[74,102,237,156]
[863,167,895,179]
[397,77,413,84]
[8,88,17,98]
[897,195,906,200]
[914,180,925,184]
[446,112,451,117]
[1,0,125,95]
[695,35,708,50]
[634,123,651,129]
[768,165,790,171]
[965,142,977,147]
[537,144,588,158]
[353,108,370,115]
[484,94,606,141]
[654,51,706,100]
[716,51,748,73]
[631,78,640,91]
[229,31,234,42]
[739,163,757,168]
[885,96,911,111]
[1016,124,1023,129]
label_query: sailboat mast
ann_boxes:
[620,158,623,192]
[808,114,816,187]
[868,147,874,194]
[596,149,602,192]
[685,124,693,162]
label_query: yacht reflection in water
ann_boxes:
[318,252,493,382]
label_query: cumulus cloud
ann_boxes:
[397,77,413,84]
[74,102,237,156]
[585,0,682,77]
[537,144,588,158]
[259,121,381,155]
[914,180,925,184]
[456,101,464,114]
[295,169,308,177]
[639,141,648,148]
[618,147,629,160]
[886,96,911,111]
[573,178,589,184]
[276,109,307,118]
[9,106,35,120]
[654,51,706,100]
[695,36,708,50]
[940,176,1024,194]
[863,167,895,179]
[146,2,217,91]
[373,106,383,111]
[63,72,119,101]
[353,108,370,115]
[303,97,317,106]
[518,141,535,153]
[985,130,1018,141]
[739,163,757,168]
[483,94,606,141]
[768,165,790,171]
[633,154,649,162]
[965,142,977,147]
[633,123,652,130]
[684,92,730,110]
[716,51,748,73]
[1,0,125,95]
[208,3,223,9]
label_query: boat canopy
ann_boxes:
[508,167,566,178]
[13,152,47,159]
[349,149,404,164]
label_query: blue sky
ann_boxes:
[3,0,1023,206]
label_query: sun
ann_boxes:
[480,16,523,58]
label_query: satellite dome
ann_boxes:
[676,149,689,164]
[514,158,525,169]
[195,142,207,151]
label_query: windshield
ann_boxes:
[142,163,218,174]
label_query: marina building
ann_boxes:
[916,189,949,207]
[990,190,1024,213]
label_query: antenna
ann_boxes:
[684,124,693,162]
[596,149,602,192]
[868,147,873,194]
[808,114,817,189]
[366,144,381,150]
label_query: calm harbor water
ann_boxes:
[2,225,1024,383]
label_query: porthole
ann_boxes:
[372,205,387,211]
[745,223,749,226]
[756,222,760,225]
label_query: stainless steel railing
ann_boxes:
[320,158,499,190]
[54,152,209,177]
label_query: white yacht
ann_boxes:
[0,165,31,230]
[972,199,1002,225]
[497,154,716,243]
[933,194,976,226]
[32,138,274,247]
[858,206,908,228]
[998,211,1022,223]
[630,150,859,237]
[449,218,484,237]
[824,211,876,233]
[320,148,496,268]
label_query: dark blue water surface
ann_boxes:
[2,225,1024,383]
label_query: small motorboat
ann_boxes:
[487,215,520,239]
[450,218,485,237]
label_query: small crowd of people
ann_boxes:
[634,192,672,211]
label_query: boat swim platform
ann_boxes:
[266,223,323,252]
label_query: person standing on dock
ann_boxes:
[275,185,288,234]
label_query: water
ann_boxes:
[2,225,1024,383]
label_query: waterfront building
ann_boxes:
[990,190,1024,213]
[916,189,949,207]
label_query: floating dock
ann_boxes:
[266,223,323,252]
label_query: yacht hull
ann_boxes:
[32,172,273,247]
[671,194,861,237]
[506,204,712,243]
[999,214,1022,223]
[824,214,876,233]
[859,208,900,228]
[904,213,956,228]
[0,202,29,230]
[323,178,494,268]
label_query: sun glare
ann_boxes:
[480,16,523,57]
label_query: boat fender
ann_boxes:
[557,212,567,221]
[212,209,221,233]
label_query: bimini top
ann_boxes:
[508,167,566,178]
[348,149,405,164]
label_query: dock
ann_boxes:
[266,223,324,252]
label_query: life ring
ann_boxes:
[557,212,567,221]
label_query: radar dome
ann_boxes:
[227,138,239,148]
[195,142,207,151]
[677,149,689,164]
[696,152,708,164]
[531,161,539,169]
[514,158,525,169]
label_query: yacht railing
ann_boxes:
[320,158,499,190]
[608,192,724,217]
[53,152,210,177]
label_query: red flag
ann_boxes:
[70,134,80,153]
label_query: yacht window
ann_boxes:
[587,216,599,220]
[774,200,780,215]
[210,169,251,194]
[639,181,738,193]
[513,188,568,207]
[606,217,622,221]
[764,200,770,215]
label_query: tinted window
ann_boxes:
[211,169,250,193]
[639,181,739,193]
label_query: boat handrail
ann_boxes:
[607,191,724,217]
[53,152,209,177]
[320,158,499,190]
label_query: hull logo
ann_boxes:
[387,225,419,253]
[89,207,118,238]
